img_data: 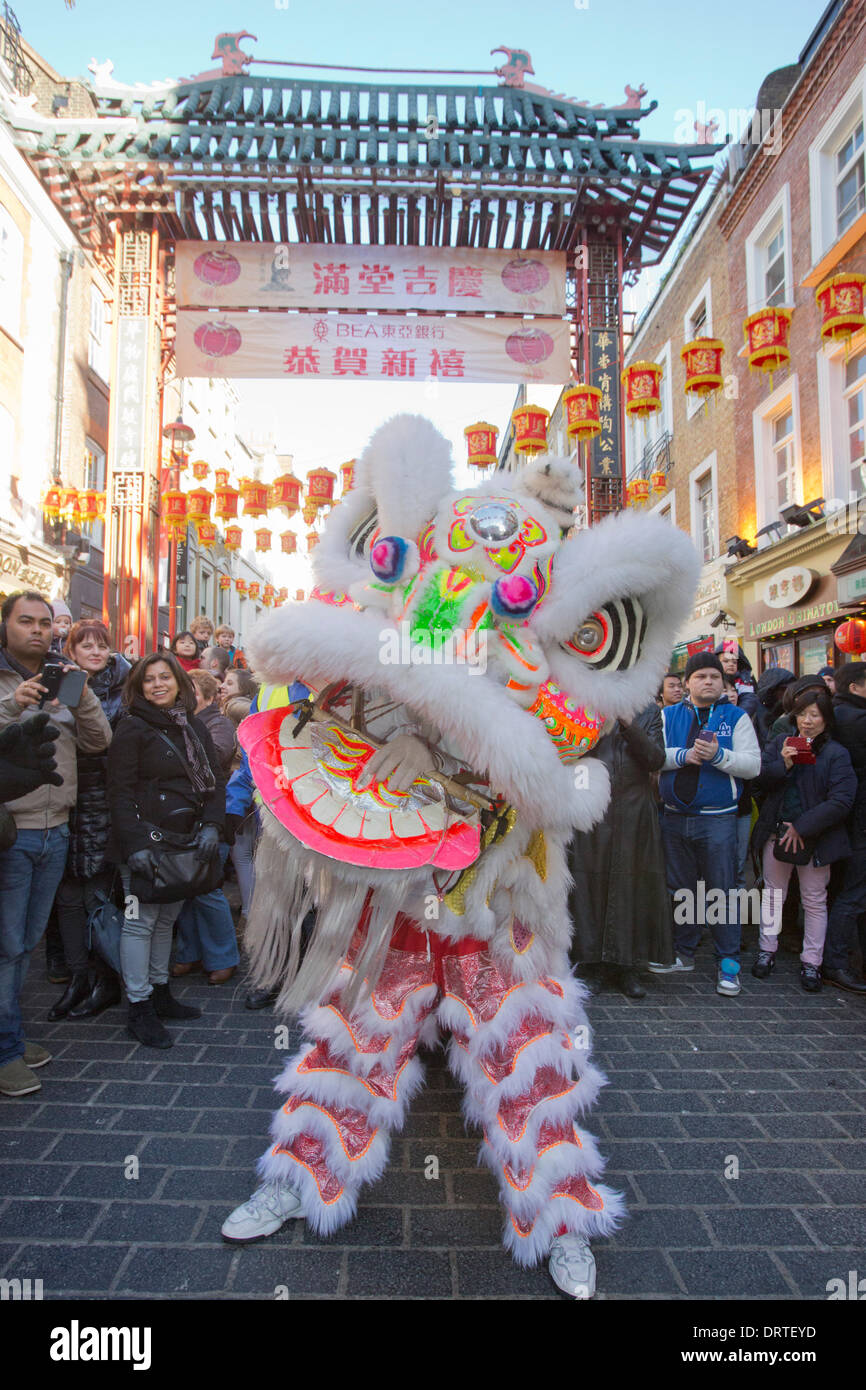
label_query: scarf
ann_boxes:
[163,706,216,796]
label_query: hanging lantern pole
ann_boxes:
[161,414,195,643]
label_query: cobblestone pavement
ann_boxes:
[2,938,865,1301]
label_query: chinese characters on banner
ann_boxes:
[107,317,150,508]
[176,312,571,386]
[176,243,567,316]
[588,327,622,480]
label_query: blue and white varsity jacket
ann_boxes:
[659,699,761,815]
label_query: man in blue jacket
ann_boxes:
[650,651,761,995]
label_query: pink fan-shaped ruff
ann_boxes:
[239,708,480,871]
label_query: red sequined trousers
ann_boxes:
[258,915,624,1265]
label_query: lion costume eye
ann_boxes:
[563,598,647,670]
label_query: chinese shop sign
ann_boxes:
[588,328,622,479]
[176,312,571,385]
[176,243,567,316]
[107,318,150,479]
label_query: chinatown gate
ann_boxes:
[4,32,719,652]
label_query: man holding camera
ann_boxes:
[0,591,111,1098]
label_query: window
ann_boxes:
[88,286,110,381]
[83,439,106,549]
[752,376,802,531]
[650,488,676,526]
[0,205,24,339]
[845,346,866,496]
[764,223,786,305]
[809,69,866,264]
[683,281,712,420]
[688,299,707,338]
[745,185,793,314]
[689,453,718,565]
[817,334,866,505]
[836,118,865,237]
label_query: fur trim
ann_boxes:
[357,414,454,539]
[256,1144,362,1237]
[513,454,584,530]
[272,1039,428,1131]
[503,1182,627,1266]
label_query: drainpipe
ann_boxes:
[53,251,74,482]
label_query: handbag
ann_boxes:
[128,727,223,904]
[772,821,814,866]
[88,876,125,972]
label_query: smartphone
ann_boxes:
[38,663,88,710]
[38,660,65,707]
[695,729,715,743]
[787,736,816,764]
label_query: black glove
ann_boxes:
[224,812,243,847]
[193,823,221,863]
[0,712,63,802]
[127,849,154,876]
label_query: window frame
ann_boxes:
[689,451,719,565]
[744,183,793,314]
[87,284,111,382]
[808,64,866,265]
[751,375,803,532]
[817,329,866,505]
[683,279,713,420]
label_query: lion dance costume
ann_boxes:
[232,415,698,1289]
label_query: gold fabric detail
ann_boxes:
[442,804,517,916]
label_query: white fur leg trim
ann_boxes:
[304,981,439,1077]
[256,1144,360,1238]
[503,1182,627,1267]
[272,1041,428,1131]
[268,1097,391,1187]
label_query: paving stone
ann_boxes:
[78,1062,160,1082]
[795,1206,866,1249]
[192,1108,267,1137]
[704,1092,797,1115]
[60,1165,166,1198]
[676,1114,764,1139]
[7,1243,127,1293]
[90,1202,201,1243]
[455,1250,555,1297]
[705,1207,817,1247]
[755,1113,849,1138]
[347,1250,452,1297]
[630,1174,736,1206]
[316,1206,403,1247]
[775,1251,862,1300]
[0,1162,69,1196]
[119,1246,235,1293]
[161,1168,256,1200]
[602,1114,685,1139]
[232,1247,343,1295]
[813,1173,866,1205]
[779,1090,865,1113]
[97,1082,181,1106]
[140,1136,229,1165]
[828,1113,866,1138]
[410,1207,503,1247]
[602,1141,669,1171]
[45,1133,144,1164]
[451,1171,501,1206]
[113,1107,200,1134]
[148,1064,228,1085]
[0,1199,102,1238]
[606,1207,708,1248]
[629,1091,714,1114]
[0,1129,58,1161]
[670,1250,791,1296]
[170,1085,252,1109]
[404,1140,482,1170]
[594,1248,682,1295]
[728,1174,826,1207]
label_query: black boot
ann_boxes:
[618,968,647,1000]
[68,972,122,1019]
[822,966,866,994]
[245,986,279,1011]
[48,971,92,1021]
[127,998,173,1049]
[151,982,202,1020]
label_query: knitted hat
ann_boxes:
[684,651,724,681]
[51,598,72,621]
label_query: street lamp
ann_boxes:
[161,416,196,641]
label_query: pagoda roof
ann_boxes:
[2,72,722,268]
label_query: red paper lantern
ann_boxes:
[193,248,242,288]
[650,470,667,496]
[186,488,213,524]
[95,492,106,519]
[59,486,80,519]
[278,587,289,602]
[214,468,230,489]
[196,521,217,549]
[255,528,272,553]
[340,460,356,493]
[835,619,866,654]
[235,577,248,596]
[241,479,269,517]
[224,524,243,551]
[248,581,261,600]
[743,308,792,375]
[306,530,320,552]
[78,490,99,522]
[681,338,724,400]
[281,530,297,555]
[302,498,319,526]
[628,478,650,508]
[193,319,242,359]
[815,273,866,347]
[562,385,602,442]
[464,422,499,468]
[622,362,663,419]
[263,584,276,607]
[191,459,210,481]
[218,573,231,591]
[42,485,63,519]
[214,484,240,522]
[270,473,303,517]
[162,490,187,534]
[307,468,337,507]
[511,404,550,456]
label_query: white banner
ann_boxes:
[176,311,571,385]
[176,242,566,315]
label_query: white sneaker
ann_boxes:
[221,1180,305,1243]
[647,956,694,974]
[548,1234,597,1299]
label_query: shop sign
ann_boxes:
[762,565,817,609]
[0,546,62,592]
[837,570,866,604]
[747,598,840,638]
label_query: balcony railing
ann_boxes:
[627,428,674,483]
[0,4,32,97]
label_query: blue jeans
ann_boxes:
[824,844,866,971]
[661,811,741,962]
[175,848,239,971]
[0,825,70,1066]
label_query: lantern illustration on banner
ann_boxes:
[241,478,269,517]
[281,530,297,555]
[270,472,302,517]
[42,485,63,520]
[681,338,724,405]
[162,490,187,536]
[196,521,217,549]
[218,573,231,591]
[302,498,319,527]
[340,460,356,493]
[263,584,276,607]
[186,488,212,525]
[248,581,261,601]
[255,528,272,553]
[193,319,242,360]
[511,404,550,456]
[223,524,243,551]
[562,385,602,442]
[815,273,866,348]
[214,483,240,522]
[835,618,866,654]
[307,467,337,508]
[464,422,499,468]
[743,307,792,385]
[622,362,663,421]
[235,577,248,597]
[214,468,230,489]
[193,248,242,288]
[191,459,210,481]
[307,530,320,552]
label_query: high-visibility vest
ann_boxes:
[252,680,308,714]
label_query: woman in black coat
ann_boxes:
[49,622,131,1021]
[751,684,856,992]
[569,702,673,997]
[107,652,225,1049]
